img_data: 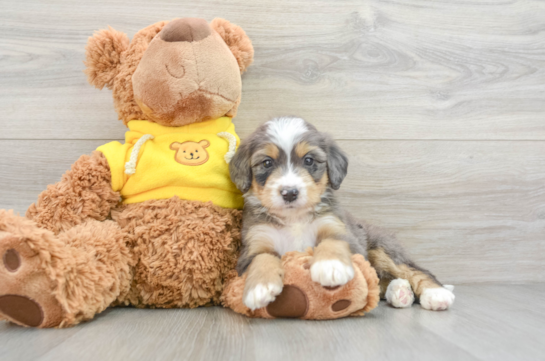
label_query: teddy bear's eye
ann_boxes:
[196,150,198,153]
[183,151,186,153]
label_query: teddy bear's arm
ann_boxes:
[26,151,120,235]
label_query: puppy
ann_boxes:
[230,116,455,311]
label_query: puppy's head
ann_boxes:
[230,117,348,216]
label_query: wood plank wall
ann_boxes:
[1,0,544,283]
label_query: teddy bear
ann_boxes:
[0,17,254,328]
[222,249,380,319]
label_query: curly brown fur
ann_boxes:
[112,197,242,308]
[211,18,254,73]
[84,27,130,90]
[26,151,119,235]
[111,21,167,124]
[0,211,132,327]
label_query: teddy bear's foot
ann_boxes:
[385,278,415,308]
[0,231,64,328]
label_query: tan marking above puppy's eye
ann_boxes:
[295,141,317,159]
[264,143,279,159]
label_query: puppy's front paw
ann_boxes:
[243,283,283,311]
[310,260,355,287]
[420,287,455,311]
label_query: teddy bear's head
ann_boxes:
[84,18,253,127]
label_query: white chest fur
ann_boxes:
[250,215,340,256]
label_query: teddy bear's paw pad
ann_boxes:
[310,260,354,287]
[420,287,455,311]
[0,295,44,327]
[331,299,352,312]
[0,235,64,328]
[3,248,21,272]
[266,285,309,318]
[244,283,283,310]
[385,278,415,308]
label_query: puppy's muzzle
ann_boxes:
[280,188,299,203]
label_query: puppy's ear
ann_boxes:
[84,26,129,89]
[210,18,254,74]
[229,141,253,193]
[326,137,348,190]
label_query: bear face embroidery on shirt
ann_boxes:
[170,140,210,166]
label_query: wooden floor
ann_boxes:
[0,283,543,361]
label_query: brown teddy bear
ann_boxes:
[0,17,253,328]
[222,249,380,319]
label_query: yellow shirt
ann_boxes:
[96,117,243,209]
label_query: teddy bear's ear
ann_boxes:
[210,18,254,74]
[199,140,210,148]
[170,142,181,150]
[84,26,129,89]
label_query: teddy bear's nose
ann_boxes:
[160,18,211,43]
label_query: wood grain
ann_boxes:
[0,0,544,140]
[338,140,545,283]
[2,284,544,361]
[1,139,543,283]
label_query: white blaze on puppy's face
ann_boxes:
[266,117,308,157]
[264,117,311,213]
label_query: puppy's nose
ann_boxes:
[281,188,299,203]
[160,18,212,42]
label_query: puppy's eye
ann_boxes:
[304,157,314,166]
[263,159,273,168]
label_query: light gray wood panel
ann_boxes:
[338,140,545,284]
[1,140,543,283]
[1,0,545,140]
[1,284,544,361]
[0,140,116,214]
[35,303,476,361]
[409,284,545,361]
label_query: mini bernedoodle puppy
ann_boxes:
[230,116,455,312]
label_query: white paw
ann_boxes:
[310,260,355,287]
[420,287,455,311]
[385,279,415,308]
[243,283,283,311]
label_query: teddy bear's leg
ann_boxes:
[0,211,132,328]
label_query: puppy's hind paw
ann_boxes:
[243,283,283,311]
[310,260,355,287]
[385,278,415,308]
[420,287,455,311]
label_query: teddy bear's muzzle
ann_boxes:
[160,18,212,43]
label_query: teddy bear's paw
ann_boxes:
[244,283,283,311]
[420,287,455,311]
[310,260,355,287]
[0,231,64,328]
[385,278,415,308]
